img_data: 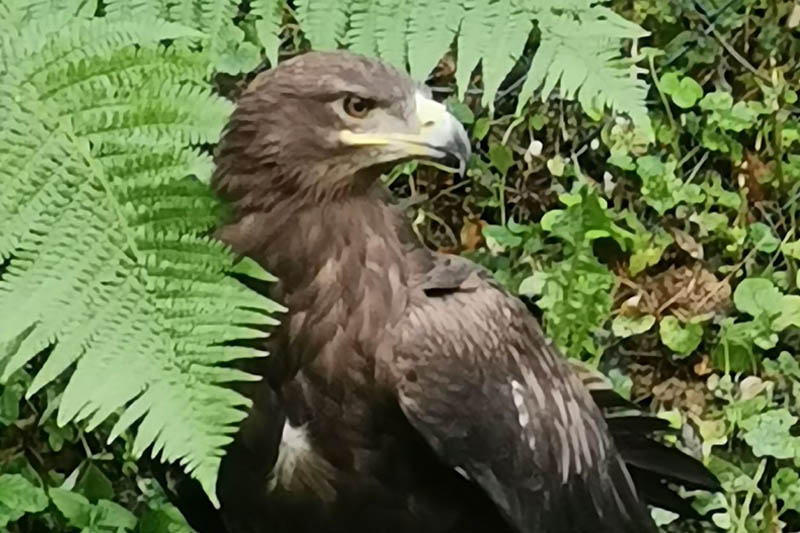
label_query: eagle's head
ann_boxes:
[213,50,470,209]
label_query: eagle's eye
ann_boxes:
[343,95,374,118]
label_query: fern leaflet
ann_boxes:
[295,0,349,51]
[406,0,461,81]
[516,8,650,133]
[0,6,281,506]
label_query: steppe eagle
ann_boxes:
[166,50,718,533]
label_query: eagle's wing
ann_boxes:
[392,255,657,533]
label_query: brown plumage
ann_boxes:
[165,51,718,533]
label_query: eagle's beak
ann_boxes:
[339,92,471,176]
[411,92,471,175]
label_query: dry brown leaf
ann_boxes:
[459,217,487,252]
[693,355,714,376]
[617,265,731,320]
[671,228,704,260]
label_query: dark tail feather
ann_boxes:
[627,467,704,519]
[617,437,720,492]
[581,377,720,519]
[588,389,640,411]
[606,415,673,435]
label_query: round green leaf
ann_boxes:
[659,316,702,356]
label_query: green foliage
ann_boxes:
[2,0,800,532]
[0,0,282,512]
[659,316,702,357]
[0,475,49,526]
[659,71,703,109]
[518,187,624,359]
[612,314,655,338]
[292,0,653,124]
[515,5,651,132]
[635,155,705,214]
[402,1,800,530]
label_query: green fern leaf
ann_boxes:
[295,0,349,51]
[406,0,462,81]
[516,8,651,133]
[374,0,410,70]
[0,9,281,508]
[345,0,379,57]
[454,0,491,100]
[251,0,284,66]
[477,1,531,111]
[104,0,166,19]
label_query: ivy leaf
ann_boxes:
[488,144,513,175]
[624,213,673,276]
[483,225,523,251]
[699,91,734,112]
[740,409,800,459]
[446,99,475,125]
[0,370,29,426]
[749,222,780,253]
[635,156,705,214]
[472,117,491,141]
[541,187,629,248]
[0,474,49,527]
[612,314,656,338]
[659,316,702,356]
[772,467,800,513]
[774,295,800,331]
[75,462,114,503]
[139,504,195,533]
[690,211,729,237]
[660,72,703,108]
[93,500,136,530]
[216,40,262,75]
[518,271,547,297]
[702,175,741,210]
[651,507,679,526]
[781,240,800,259]
[733,278,781,317]
[546,155,566,176]
[50,488,93,528]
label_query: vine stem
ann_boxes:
[647,53,683,170]
[738,458,766,531]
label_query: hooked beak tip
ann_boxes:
[414,92,471,176]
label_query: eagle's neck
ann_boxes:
[217,184,416,281]
[218,183,422,387]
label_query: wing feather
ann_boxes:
[393,257,657,533]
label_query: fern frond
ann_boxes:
[3,17,201,84]
[163,0,238,38]
[38,46,208,104]
[295,0,349,51]
[477,1,532,111]
[374,0,410,70]
[71,82,232,150]
[0,10,280,508]
[516,9,651,132]
[454,0,491,100]
[104,0,167,19]
[345,0,379,57]
[453,0,531,109]
[406,0,461,81]
[251,0,284,66]
[0,0,95,34]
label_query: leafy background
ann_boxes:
[1,0,800,531]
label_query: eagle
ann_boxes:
[166,50,719,533]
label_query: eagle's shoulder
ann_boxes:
[411,252,496,296]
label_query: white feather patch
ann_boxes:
[268,422,337,502]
